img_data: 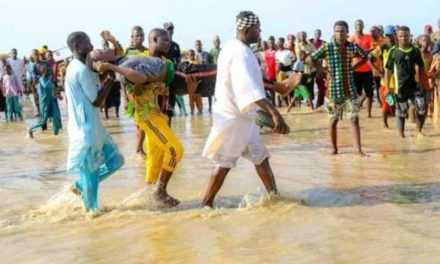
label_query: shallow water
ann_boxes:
[1,98,440,263]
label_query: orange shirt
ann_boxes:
[348,34,373,73]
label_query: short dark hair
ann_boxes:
[132,25,144,33]
[334,20,349,31]
[398,25,411,33]
[66,31,88,52]
[278,37,285,43]
[236,11,255,22]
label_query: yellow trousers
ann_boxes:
[136,113,184,184]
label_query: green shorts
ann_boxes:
[293,85,311,99]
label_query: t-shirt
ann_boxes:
[371,45,395,89]
[263,49,277,80]
[275,49,294,67]
[210,48,221,64]
[196,51,212,65]
[7,58,24,78]
[2,74,23,97]
[292,60,305,73]
[309,39,325,50]
[166,41,181,65]
[385,46,424,96]
[124,45,149,57]
[371,37,387,77]
[348,34,373,73]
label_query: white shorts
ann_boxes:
[212,133,270,168]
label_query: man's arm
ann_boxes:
[306,56,323,73]
[92,74,115,107]
[270,73,302,96]
[94,62,153,84]
[415,50,426,91]
[255,98,290,134]
[384,68,392,94]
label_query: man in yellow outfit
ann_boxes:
[96,28,186,207]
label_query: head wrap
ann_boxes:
[236,12,260,30]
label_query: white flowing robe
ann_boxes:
[202,39,267,165]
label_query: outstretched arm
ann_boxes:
[93,61,151,84]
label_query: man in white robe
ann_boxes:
[202,11,300,207]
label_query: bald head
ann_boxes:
[148,28,168,44]
[148,28,171,56]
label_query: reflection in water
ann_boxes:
[1,100,440,263]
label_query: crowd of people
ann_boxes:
[0,13,440,215]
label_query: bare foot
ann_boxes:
[399,132,405,139]
[27,131,34,139]
[331,148,338,155]
[137,150,146,159]
[416,132,426,138]
[70,185,81,196]
[355,151,369,157]
[153,190,180,208]
[383,124,389,128]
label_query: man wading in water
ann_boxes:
[201,11,300,207]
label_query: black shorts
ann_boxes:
[354,71,374,98]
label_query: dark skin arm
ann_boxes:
[92,73,115,107]
[269,73,302,97]
[255,98,290,134]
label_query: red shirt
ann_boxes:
[309,39,325,50]
[264,49,277,80]
[348,34,373,73]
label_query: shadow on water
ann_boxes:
[297,182,440,208]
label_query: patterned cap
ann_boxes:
[236,12,260,30]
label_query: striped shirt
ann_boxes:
[311,41,368,99]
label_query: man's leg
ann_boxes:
[189,95,195,114]
[330,118,338,154]
[141,115,184,207]
[361,72,374,118]
[136,126,146,158]
[196,95,203,114]
[315,73,327,108]
[13,96,23,121]
[208,96,212,113]
[6,97,13,121]
[75,161,100,212]
[350,117,366,156]
[413,95,426,134]
[396,99,408,138]
[202,166,231,207]
[99,138,125,182]
[254,158,278,194]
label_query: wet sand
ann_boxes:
[1,98,440,263]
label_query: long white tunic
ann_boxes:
[64,59,108,172]
[202,39,266,163]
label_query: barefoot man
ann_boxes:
[202,11,300,207]
[307,20,367,156]
[65,32,124,214]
